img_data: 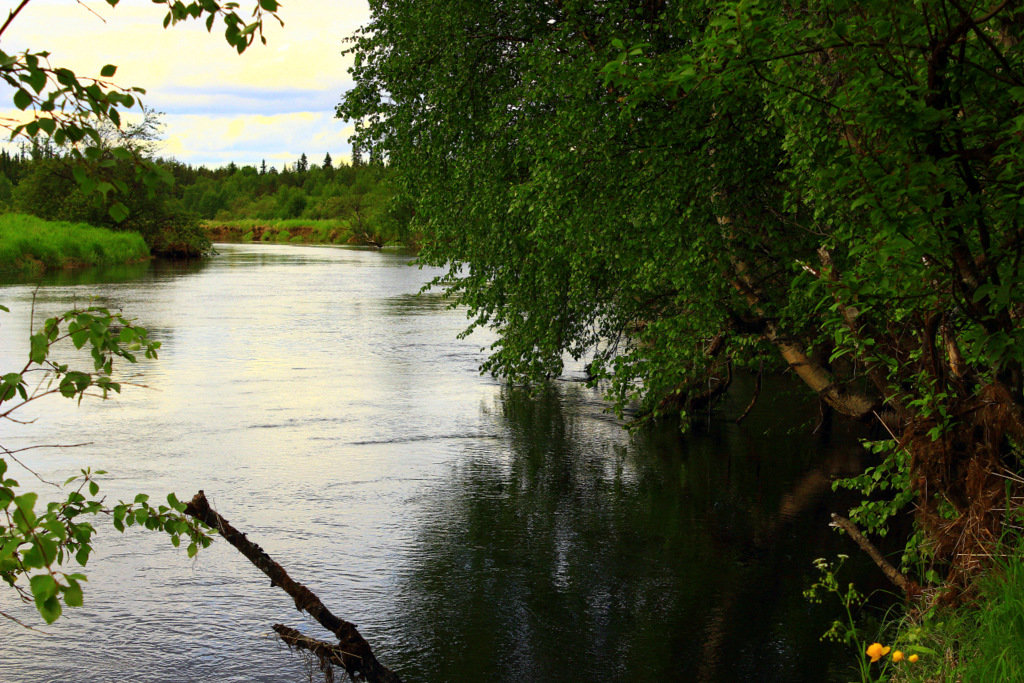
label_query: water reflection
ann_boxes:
[395,381,875,682]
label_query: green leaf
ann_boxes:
[13,88,32,110]
[38,595,62,624]
[55,68,76,86]
[25,68,46,94]
[13,492,37,532]
[29,333,47,364]
[30,573,57,602]
[64,580,84,607]
[108,202,129,223]
[100,64,117,78]
[70,328,89,350]
[30,574,63,622]
[112,505,126,532]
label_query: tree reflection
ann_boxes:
[394,379,879,682]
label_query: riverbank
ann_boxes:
[882,548,1024,682]
[0,213,150,275]
[202,219,406,248]
[816,541,1024,682]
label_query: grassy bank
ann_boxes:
[883,553,1024,682]
[0,213,150,274]
[203,219,408,248]
[821,544,1024,682]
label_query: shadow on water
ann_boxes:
[383,291,452,316]
[392,377,891,682]
[0,256,211,287]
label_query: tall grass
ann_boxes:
[888,547,1024,682]
[0,213,150,273]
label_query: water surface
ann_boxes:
[0,244,877,681]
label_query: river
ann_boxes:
[0,243,880,681]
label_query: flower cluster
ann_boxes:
[866,642,919,664]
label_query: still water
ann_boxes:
[0,244,876,681]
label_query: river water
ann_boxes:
[0,244,879,681]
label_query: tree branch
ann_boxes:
[830,513,919,595]
[183,491,403,683]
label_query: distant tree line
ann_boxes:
[169,152,411,245]
[0,138,411,256]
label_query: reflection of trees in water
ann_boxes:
[393,381,880,682]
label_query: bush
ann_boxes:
[13,157,210,258]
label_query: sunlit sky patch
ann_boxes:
[0,0,369,168]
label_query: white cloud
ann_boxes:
[159,112,356,168]
[0,0,369,165]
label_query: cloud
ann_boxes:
[146,85,350,117]
[158,112,356,168]
[0,0,369,165]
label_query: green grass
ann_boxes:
[885,548,1024,682]
[0,213,150,273]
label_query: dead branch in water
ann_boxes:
[735,359,763,425]
[831,513,919,596]
[274,624,360,683]
[184,490,403,683]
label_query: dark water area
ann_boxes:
[0,244,888,681]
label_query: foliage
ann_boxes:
[0,212,149,273]
[806,555,931,682]
[885,545,1024,682]
[804,555,874,682]
[340,0,1024,581]
[0,305,211,624]
[9,110,211,258]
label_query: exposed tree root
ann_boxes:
[907,383,1024,587]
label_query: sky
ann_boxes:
[0,0,371,169]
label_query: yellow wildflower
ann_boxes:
[866,643,891,663]
[892,650,905,663]
[909,654,919,663]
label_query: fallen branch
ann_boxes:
[184,490,403,683]
[735,359,763,425]
[274,623,355,683]
[830,513,919,596]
